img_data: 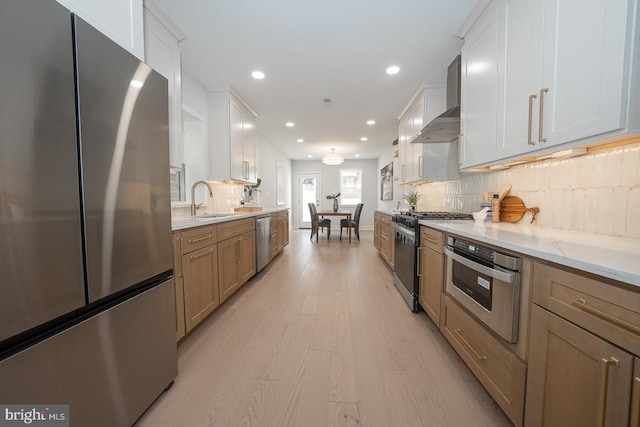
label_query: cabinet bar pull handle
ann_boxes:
[424,236,438,245]
[538,88,549,142]
[190,248,213,260]
[454,328,487,361]
[416,247,422,277]
[528,94,537,145]
[597,357,619,427]
[631,376,640,427]
[189,233,213,244]
[418,156,423,178]
[572,299,640,336]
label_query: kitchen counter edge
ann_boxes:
[172,208,289,231]
[419,220,640,287]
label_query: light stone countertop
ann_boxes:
[419,220,640,287]
[171,208,289,231]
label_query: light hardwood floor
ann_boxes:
[137,230,512,427]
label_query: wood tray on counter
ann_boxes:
[234,206,263,212]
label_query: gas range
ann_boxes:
[392,210,473,313]
[392,211,473,231]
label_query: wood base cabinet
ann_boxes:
[633,361,640,427]
[418,227,444,327]
[526,262,640,426]
[172,225,220,337]
[526,305,634,426]
[218,219,256,304]
[271,210,289,258]
[182,244,219,333]
[374,211,394,269]
[441,295,526,426]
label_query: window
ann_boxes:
[340,169,362,205]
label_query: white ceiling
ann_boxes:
[152,0,477,161]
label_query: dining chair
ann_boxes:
[308,203,331,240]
[340,203,363,240]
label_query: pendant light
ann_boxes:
[322,148,344,165]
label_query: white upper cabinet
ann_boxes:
[497,0,543,159]
[461,0,639,169]
[56,0,144,60]
[539,0,630,147]
[459,0,501,169]
[208,90,257,184]
[399,85,447,183]
[144,5,184,168]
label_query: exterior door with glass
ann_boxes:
[299,172,321,229]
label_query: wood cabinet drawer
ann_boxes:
[218,218,255,241]
[379,213,391,225]
[533,262,640,356]
[181,225,217,254]
[441,294,526,426]
[420,226,443,253]
[380,223,392,240]
[375,211,391,224]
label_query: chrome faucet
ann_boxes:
[190,181,213,216]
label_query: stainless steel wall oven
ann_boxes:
[444,236,523,343]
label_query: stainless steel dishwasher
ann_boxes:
[255,215,272,272]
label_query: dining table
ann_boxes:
[316,210,352,243]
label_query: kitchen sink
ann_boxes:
[195,213,240,218]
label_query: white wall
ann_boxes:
[255,133,292,211]
[291,159,378,230]
[377,145,405,211]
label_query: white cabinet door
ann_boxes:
[229,102,245,181]
[399,85,447,182]
[145,11,183,168]
[409,101,424,180]
[398,116,409,183]
[497,0,544,159]
[57,0,144,59]
[539,0,629,147]
[460,0,502,169]
[208,91,257,184]
[243,114,257,183]
[229,99,257,183]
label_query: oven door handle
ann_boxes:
[444,247,515,284]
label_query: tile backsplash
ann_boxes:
[172,181,244,218]
[414,142,640,239]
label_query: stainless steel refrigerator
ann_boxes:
[0,1,177,425]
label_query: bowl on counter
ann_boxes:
[472,211,488,222]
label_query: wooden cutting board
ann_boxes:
[499,196,539,223]
[234,206,263,212]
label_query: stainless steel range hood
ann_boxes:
[412,55,461,143]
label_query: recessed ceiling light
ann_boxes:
[285,122,295,127]
[366,120,376,125]
[386,65,400,75]
[251,71,265,79]
[307,154,312,158]
[297,138,304,143]
[360,137,368,141]
[355,154,361,157]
